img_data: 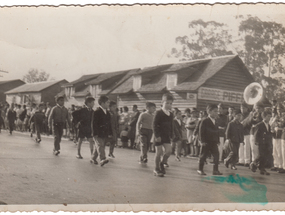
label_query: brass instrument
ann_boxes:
[243,82,272,107]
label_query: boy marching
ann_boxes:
[197,104,222,176]
[91,95,112,166]
[48,96,71,156]
[153,93,174,177]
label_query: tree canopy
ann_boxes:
[169,16,285,102]
[23,69,50,83]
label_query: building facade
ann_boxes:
[5,80,68,106]
[109,55,254,111]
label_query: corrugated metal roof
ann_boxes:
[5,80,67,94]
[73,85,91,97]
[107,55,249,95]
[85,70,130,85]
[137,64,172,75]
[137,73,167,93]
[162,59,210,73]
[0,79,25,85]
[172,55,237,91]
[110,76,134,94]
[63,74,102,87]
[103,68,140,95]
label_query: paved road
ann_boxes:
[0,131,285,205]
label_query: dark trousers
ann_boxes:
[199,143,219,171]
[253,144,270,171]
[139,128,153,160]
[53,123,64,151]
[93,137,107,161]
[109,136,117,155]
[225,142,239,166]
[35,122,43,140]
[129,126,136,148]
[8,120,14,133]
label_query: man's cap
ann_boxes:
[56,95,65,101]
[85,96,95,103]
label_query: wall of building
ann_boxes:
[196,60,253,111]
[118,92,197,111]
[6,93,41,105]
[41,81,67,106]
[0,81,25,103]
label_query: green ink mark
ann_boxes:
[202,174,268,205]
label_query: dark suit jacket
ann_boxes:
[173,119,182,142]
[92,107,112,138]
[199,117,219,145]
[129,111,140,128]
[7,109,16,122]
[73,107,94,132]
[254,121,272,146]
[225,119,244,144]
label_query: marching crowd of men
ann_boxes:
[0,94,283,177]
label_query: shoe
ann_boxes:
[277,169,285,173]
[90,159,98,165]
[231,166,237,170]
[260,170,270,175]
[197,170,206,175]
[213,171,223,175]
[164,163,169,168]
[224,160,229,168]
[186,155,192,158]
[108,154,115,158]
[38,139,41,143]
[143,158,148,163]
[244,163,250,167]
[54,150,60,156]
[175,156,181,162]
[153,170,164,177]
[250,162,257,172]
[76,155,83,159]
[270,167,278,171]
[159,162,166,174]
[100,159,109,167]
[30,133,33,137]
[236,163,244,166]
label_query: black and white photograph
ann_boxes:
[0,1,285,212]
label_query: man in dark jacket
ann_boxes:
[91,95,112,166]
[73,96,95,160]
[224,109,244,170]
[198,104,222,176]
[250,110,272,175]
[6,103,16,135]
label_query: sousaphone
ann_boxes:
[243,82,271,107]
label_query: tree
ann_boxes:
[23,69,50,83]
[169,17,285,102]
[237,16,285,101]
[169,19,234,61]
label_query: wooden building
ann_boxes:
[109,55,254,111]
[5,80,68,106]
[62,69,140,108]
[0,79,25,103]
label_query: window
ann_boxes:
[166,73,177,89]
[133,75,142,91]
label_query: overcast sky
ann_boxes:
[0,3,285,82]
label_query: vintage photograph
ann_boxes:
[0,2,285,211]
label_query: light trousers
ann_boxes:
[218,137,224,161]
[250,134,259,162]
[239,135,251,164]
